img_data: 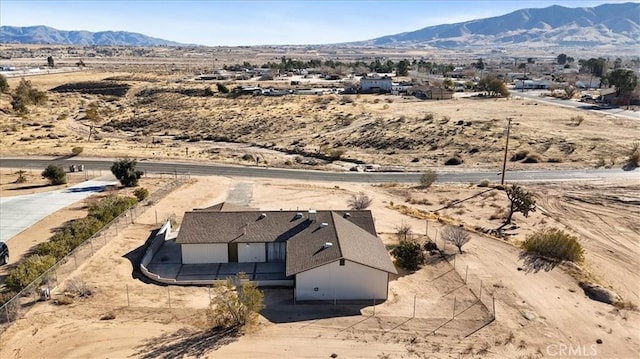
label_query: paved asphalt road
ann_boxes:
[0,178,117,243]
[1,157,638,184]
[513,91,640,121]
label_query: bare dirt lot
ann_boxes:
[1,176,638,358]
[1,70,639,172]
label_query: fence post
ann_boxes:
[453,255,456,269]
[74,252,78,269]
[155,209,158,225]
[453,296,457,319]
[167,287,171,309]
[464,265,468,284]
[492,295,496,319]
[130,208,134,224]
[479,280,483,302]
[90,238,94,255]
[413,295,416,318]
[5,304,10,323]
[126,284,130,307]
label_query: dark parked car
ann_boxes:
[0,241,8,265]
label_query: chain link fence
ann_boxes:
[0,175,187,329]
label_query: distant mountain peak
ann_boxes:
[353,2,640,48]
[0,25,186,46]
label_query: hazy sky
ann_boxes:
[1,0,632,45]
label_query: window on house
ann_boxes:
[339,259,345,266]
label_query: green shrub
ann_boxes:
[134,187,149,201]
[522,228,584,262]
[88,195,137,223]
[5,255,57,291]
[41,164,67,185]
[391,241,425,271]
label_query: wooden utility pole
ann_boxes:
[501,118,512,185]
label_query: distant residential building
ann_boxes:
[360,74,393,93]
[514,79,549,90]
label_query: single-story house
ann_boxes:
[409,86,454,100]
[360,74,393,93]
[513,79,549,90]
[175,204,397,301]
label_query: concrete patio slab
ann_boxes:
[217,262,255,275]
[178,263,219,276]
[147,263,181,279]
[256,262,286,273]
[149,240,181,264]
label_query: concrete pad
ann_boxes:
[179,263,219,276]
[147,263,181,279]
[256,262,286,273]
[217,273,255,281]
[150,240,181,264]
[217,262,255,275]
[255,272,290,281]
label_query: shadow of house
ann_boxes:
[122,228,166,285]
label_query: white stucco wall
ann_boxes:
[181,243,228,264]
[295,260,388,301]
[237,242,266,263]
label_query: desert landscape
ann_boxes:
[0,175,638,358]
[0,21,639,357]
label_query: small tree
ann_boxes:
[442,225,471,254]
[207,273,264,328]
[500,184,536,229]
[42,164,67,185]
[419,170,437,188]
[47,56,55,68]
[394,221,413,241]
[347,192,372,210]
[110,158,143,187]
[0,74,9,93]
[391,240,425,271]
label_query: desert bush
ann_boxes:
[523,228,584,262]
[418,170,437,188]
[569,115,584,126]
[66,278,93,297]
[71,146,84,155]
[14,170,27,184]
[510,150,529,161]
[0,73,8,93]
[424,240,438,251]
[391,241,425,271]
[5,254,57,291]
[134,187,149,201]
[444,156,463,166]
[522,153,542,163]
[625,142,639,169]
[216,83,230,94]
[88,195,137,223]
[41,164,67,185]
[478,179,490,187]
[348,192,373,210]
[0,291,20,322]
[442,225,471,254]
[207,273,264,328]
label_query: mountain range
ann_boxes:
[357,2,639,48]
[0,25,184,46]
[1,2,638,48]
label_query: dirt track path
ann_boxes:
[536,183,640,304]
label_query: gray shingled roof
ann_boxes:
[176,209,396,276]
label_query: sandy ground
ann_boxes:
[1,70,639,172]
[0,175,638,358]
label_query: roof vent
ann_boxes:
[308,209,317,222]
[320,222,329,228]
[259,213,267,219]
[322,242,333,249]
[294,212,303,219]
[343,212,351,218]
